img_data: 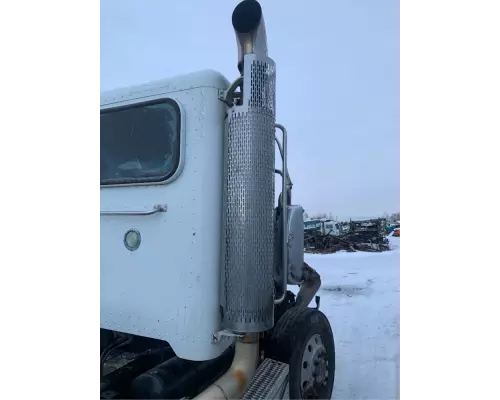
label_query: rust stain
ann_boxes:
[232,369,248,394]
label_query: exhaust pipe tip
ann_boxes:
[232,0,262,34]
[232,0,268,74]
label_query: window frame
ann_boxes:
[100,97,184,187]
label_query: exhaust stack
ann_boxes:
[221,0,277,334]
[232,0,268,74]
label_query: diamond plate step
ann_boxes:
[242,358,289,400]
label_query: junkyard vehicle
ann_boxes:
[305,219,342,237]
[100,1,335,398]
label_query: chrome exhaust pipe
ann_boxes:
[212,1,276,397]
[221,0,276,334]
[232,0,268,74]
[193,334,259,400]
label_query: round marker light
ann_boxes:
[124,229,141,251]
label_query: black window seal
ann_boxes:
[100,98,182,186]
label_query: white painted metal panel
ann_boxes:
[100,70,233,361]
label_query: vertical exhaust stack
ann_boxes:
[221,0,276,333]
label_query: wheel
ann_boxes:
[267,307,335,399]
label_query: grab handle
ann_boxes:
[100,204,167,216]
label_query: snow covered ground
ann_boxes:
[292,237,400,400]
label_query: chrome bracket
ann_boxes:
[212,329,244,344]
[218,76,244,107]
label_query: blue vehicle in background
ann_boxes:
[386,222,400,234]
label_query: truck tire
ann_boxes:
[268,307,335,399]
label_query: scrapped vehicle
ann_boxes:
[386,223,400,234]
[100,1,335,399]
[304,219,341,236]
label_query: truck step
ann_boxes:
[242,358,289,400]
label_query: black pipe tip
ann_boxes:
[232,0,262,33]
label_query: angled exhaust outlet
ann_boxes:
[232,0,268,74]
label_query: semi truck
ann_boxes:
[100,1,335,398]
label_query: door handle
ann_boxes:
[100,204,167,216]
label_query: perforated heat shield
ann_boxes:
[221,53,276,332]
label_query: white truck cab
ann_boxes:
[304,218,341,236]
[101,70,232,361]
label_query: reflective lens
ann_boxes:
[124,230,141,251]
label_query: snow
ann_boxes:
[291,236,400,399]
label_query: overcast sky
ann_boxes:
[101,0,400,220]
